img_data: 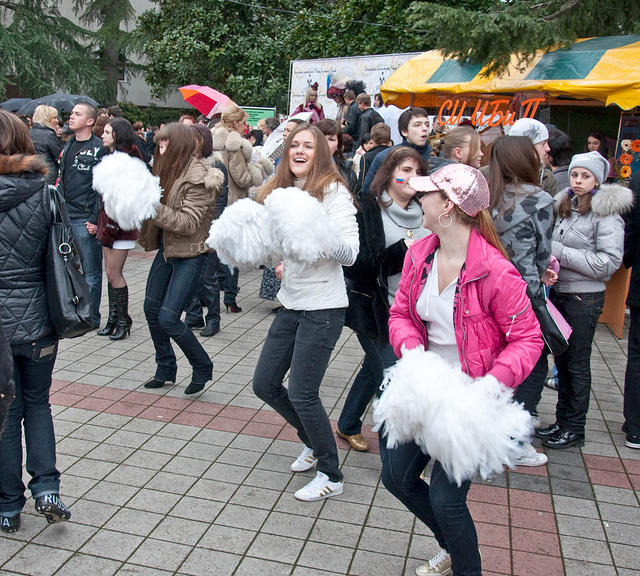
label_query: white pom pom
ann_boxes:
[265,187,339,263]
[92,151,161,230]
[373,348,532,486]
[206,198,274,270]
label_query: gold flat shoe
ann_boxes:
[337,429,369,452]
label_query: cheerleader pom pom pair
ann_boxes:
[207,187,338,269]
[92,151,161,231]
[373,348,532,486]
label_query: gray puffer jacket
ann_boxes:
[493,183,554,302]
[552,183,633,293]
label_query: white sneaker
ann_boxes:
[290,446,317,472]
[515,441,548,467]
[294,472,343,502]
[415,549,452,575]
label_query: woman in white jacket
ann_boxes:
[253,123,359,502]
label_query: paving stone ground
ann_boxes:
[1,248,639,576]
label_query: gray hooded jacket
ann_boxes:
[552,183,633,293]
[493,183,554,302]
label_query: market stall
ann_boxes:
[381,35,640,338]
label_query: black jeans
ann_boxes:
[186,251,221,327]
[380,438,481,576]
[623,306,640,438]
[514,350,548,416]
[143,249,212,382]
[252,308,345,482]
[0,335,59,516]
[551,290,605,436]
[338,333,397,435]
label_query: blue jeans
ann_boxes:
[380,439,481,576]
[0,335,59,516]
[338,333,397,435]
[186,252,221,327]
[623,307,640,438]
[70,218,103,326]
[551,290,605,435]
[252,308,345,482]
[143,249,212,382]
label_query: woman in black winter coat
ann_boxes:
[29,105,63,186]
[337,147,430,452]
[0,110,71,534]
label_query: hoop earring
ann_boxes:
[438,212,453,228]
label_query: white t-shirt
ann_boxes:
[415,250,460,368]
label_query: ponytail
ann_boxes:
[454,206,510,260]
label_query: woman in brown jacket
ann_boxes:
[212,104,272,312]
[138,123,220,395]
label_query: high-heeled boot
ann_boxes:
[110,286,132,340]
[97,283,117,336]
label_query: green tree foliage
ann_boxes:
[409,0,640,76]
[0,0,104,100]
[73,0,142,104]
[138,0,424,111]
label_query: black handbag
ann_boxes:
[526,287,571,356]
[46,186,93,338]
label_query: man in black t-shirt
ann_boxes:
[58,103,105,327]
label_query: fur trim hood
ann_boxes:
[212,125,252,161]
[0,154,47,176]
[555,183,634,217]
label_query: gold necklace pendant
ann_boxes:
[407,229,414,238]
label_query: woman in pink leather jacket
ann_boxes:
[384,164,543,576]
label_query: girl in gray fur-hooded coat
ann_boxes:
[212,106,273,206]
[538,151,634,450]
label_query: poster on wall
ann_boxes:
[289,53,420,119]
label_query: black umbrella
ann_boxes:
[0,98,33,113]
[17,93,100,116]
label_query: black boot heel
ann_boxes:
[97,283,117,336]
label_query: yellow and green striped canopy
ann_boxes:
[381,35,640,110]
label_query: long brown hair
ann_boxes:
[370,147,428,208]
[488,136,541,213]
[557,189,592,219]
[153,123,196,197]
[256,123,344,203]
[0,109,35,155]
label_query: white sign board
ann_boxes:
[289,53,420,119]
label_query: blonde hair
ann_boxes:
[443,126,480,165]
[305,86,318,106]
[221,103,248,129]
[32,105,58,127]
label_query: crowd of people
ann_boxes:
[0,90,638,576]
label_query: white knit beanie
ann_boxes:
[508,118,549,145]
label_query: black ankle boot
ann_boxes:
[35,494,71,524]
[97,283,117,336]
[225,302,242,313]
[110,286,131,341]
[0,513,20,533]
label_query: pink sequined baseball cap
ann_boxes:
[409,164,490,217]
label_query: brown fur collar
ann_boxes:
[0,154,48,176]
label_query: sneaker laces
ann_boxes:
[430,549,450,569]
